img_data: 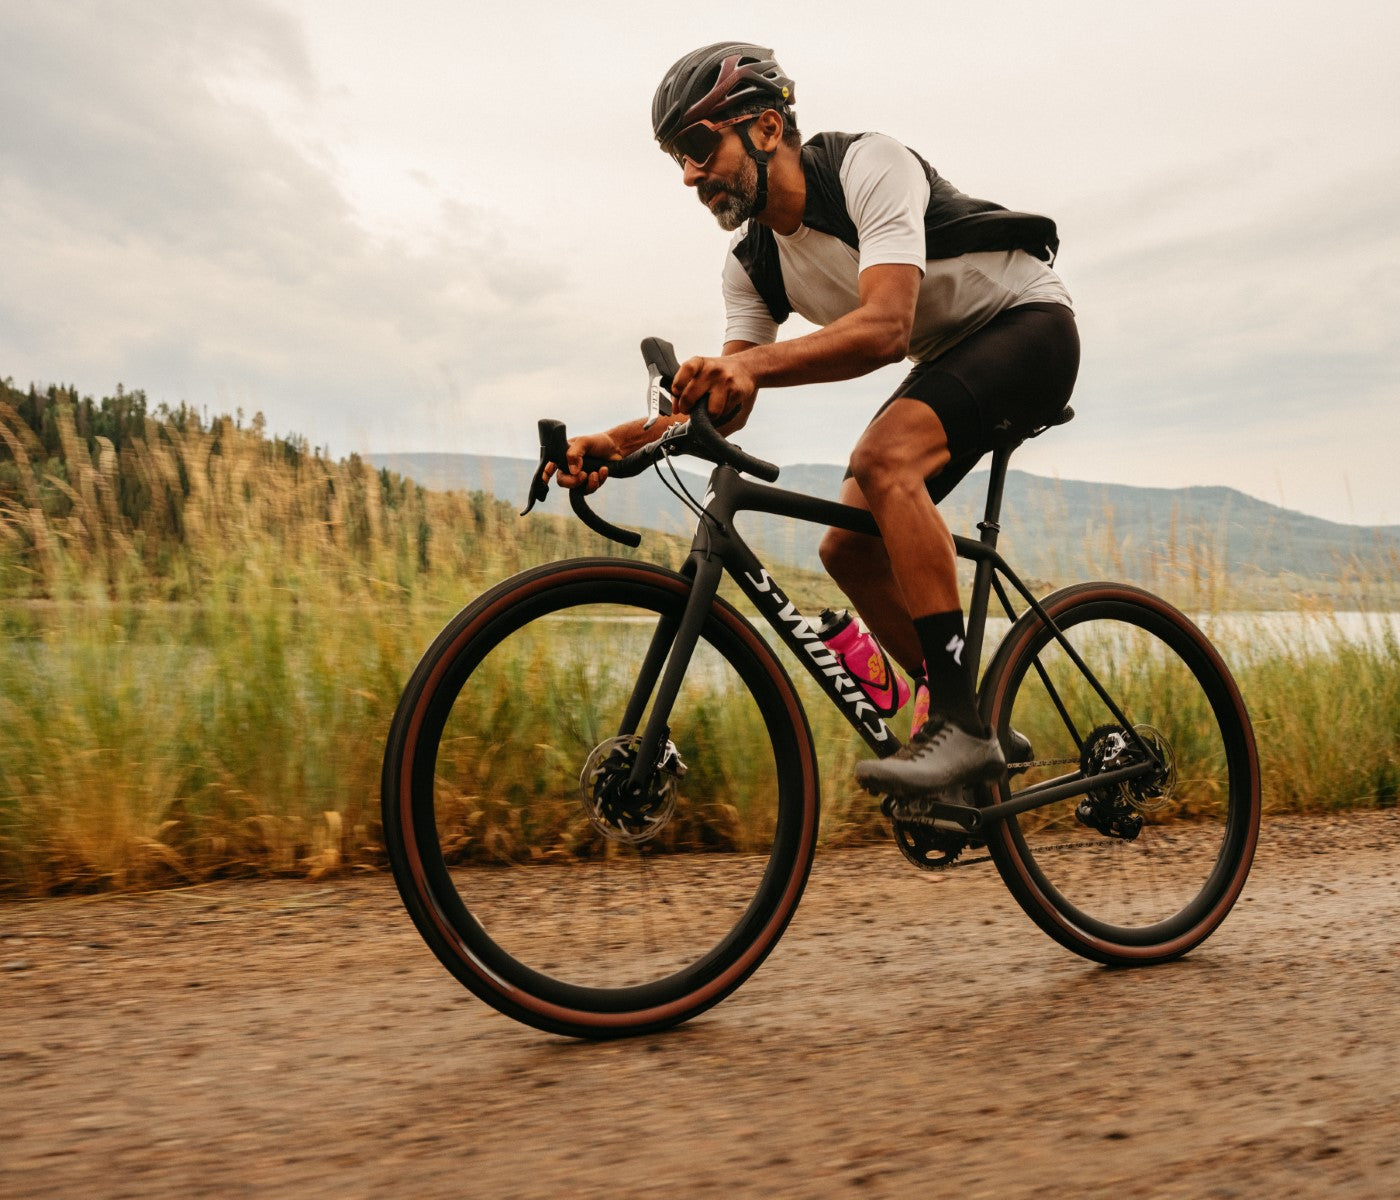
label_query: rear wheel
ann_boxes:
[981,583,1260,965]
[381,559,820,1038]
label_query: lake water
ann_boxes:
[973,610,1399,667]
[534,608,1399,686]
[4,607,1393,680]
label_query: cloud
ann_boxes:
[0,4,321,252]
[1063,152,1400,420]
[2,1,1397,523]
[0,2,587,452]
[972,135,1400,524]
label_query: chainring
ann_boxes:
[891,819,969,870]
[881,793,984,871]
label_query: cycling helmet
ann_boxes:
[651,42,795,150]
[652,43,795,218]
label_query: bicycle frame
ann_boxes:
[622,442,1161,833]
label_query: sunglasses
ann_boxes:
[662,114,754,168]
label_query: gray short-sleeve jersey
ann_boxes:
[721,133,1071,359]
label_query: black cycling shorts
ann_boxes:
[867,301,1080,503]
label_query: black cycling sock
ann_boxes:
[912,611,983,735]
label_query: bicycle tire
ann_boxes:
[381,558,820,1038]
[980,583,1260,965]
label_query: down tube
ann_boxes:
[724,538,901,756]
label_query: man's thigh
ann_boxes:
[849,397,952,481]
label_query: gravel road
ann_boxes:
[2,811,1397,1199]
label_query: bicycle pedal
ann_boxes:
[884,786,981,832]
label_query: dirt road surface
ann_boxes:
[3,811,1397,1199]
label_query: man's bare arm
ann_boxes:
[550,340,758,491]
[671,264,921,419]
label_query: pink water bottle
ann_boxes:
[815,608,911,718]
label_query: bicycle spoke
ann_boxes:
[406,577,808,1001]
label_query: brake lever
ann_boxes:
[520,418,568,515]
[520,417,642,547]
[643,363,674,430]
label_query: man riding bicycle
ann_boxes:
[554,42,1079,796]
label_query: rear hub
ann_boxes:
[1076,724,1176,841]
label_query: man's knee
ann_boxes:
[849,440,924,500]
[819,526,873,579]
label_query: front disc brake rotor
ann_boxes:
[579,734,687,845]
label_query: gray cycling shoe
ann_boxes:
[855,717,1007,797]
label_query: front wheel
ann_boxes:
[980,583,1260,965]
[380,559,820,1038]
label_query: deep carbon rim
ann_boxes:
[381,560,820,1036]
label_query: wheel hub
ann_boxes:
[579,734,687,844]
[1076,723,1176,841]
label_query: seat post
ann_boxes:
[976,404,1071,550]
[964,406,1071,680]
[978,444,1013,550]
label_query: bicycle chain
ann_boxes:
[915,837,1123,870]
[891,756,1088,870]
[888,754,1079,826]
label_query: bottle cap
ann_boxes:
[816,608,852,638]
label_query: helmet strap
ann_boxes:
[737,122,772,217]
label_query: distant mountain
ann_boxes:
[370,452,1400,595]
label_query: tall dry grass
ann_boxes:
[1,390,1396,895]
[0,394,683,893]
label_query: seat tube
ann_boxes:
[963,444,1011,680]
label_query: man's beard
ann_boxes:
[697,155,759,231]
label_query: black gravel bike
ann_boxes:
[381,338,1260,1039]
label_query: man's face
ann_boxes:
[683,129,759,232]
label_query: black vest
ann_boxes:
[732,131,1060,325]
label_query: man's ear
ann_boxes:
[753,108,786,153]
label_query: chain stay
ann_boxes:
[887,754,1119,870]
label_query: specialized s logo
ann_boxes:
[946,634,965,666]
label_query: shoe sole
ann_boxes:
[854,755,1006,800]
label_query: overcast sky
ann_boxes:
[2,1,1397,524]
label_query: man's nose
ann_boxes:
[682,159,705,188]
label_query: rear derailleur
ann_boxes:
[1075,723,1175,842]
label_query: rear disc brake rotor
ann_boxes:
[1077,723,1177,840]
